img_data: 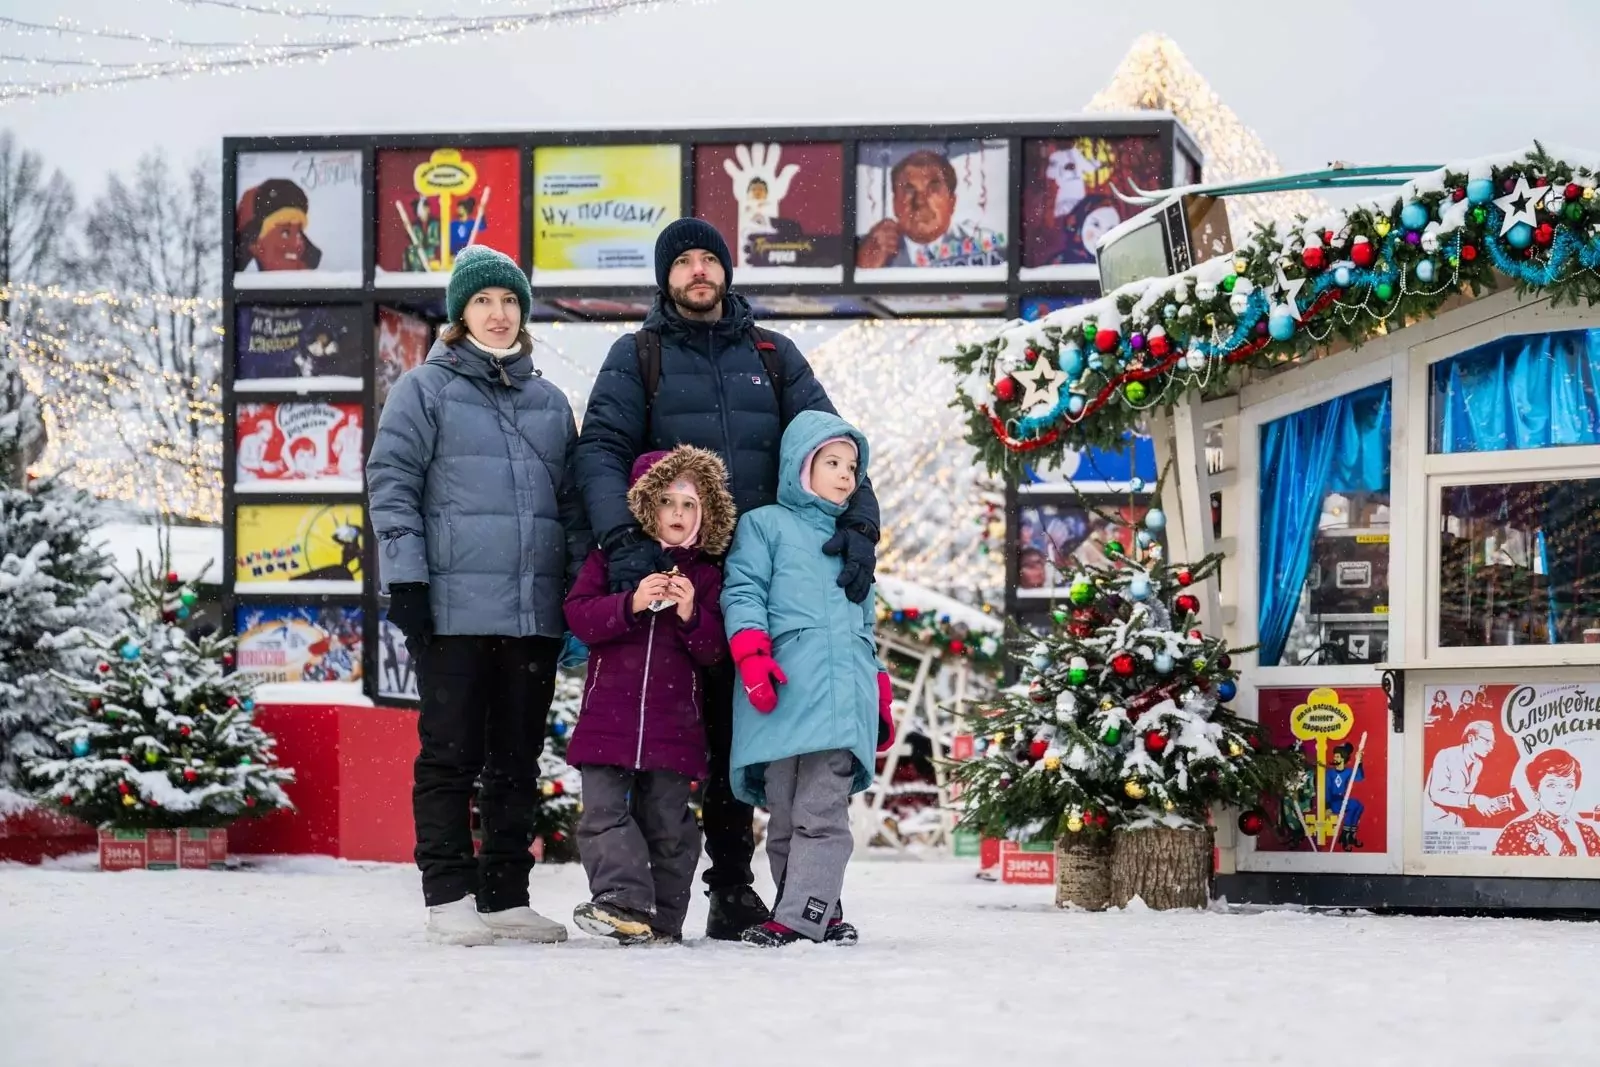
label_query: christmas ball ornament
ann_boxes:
[1129,574,1151,601]
[1461,244,1477,262]
[1420,229,1439,253]
[950,639,966,655]
[183,769,197,783]
[551,780,566,796]
[1218,654,1232,669]
[72,738,90,757]
[144,750,159,765]
[1101,723,1122,745]
[1470,205,1488,225]
[1566,201,1584,222]
[1237,810,1266,836]
[1067,394,1086,416]
[1111,652,1135,677]
[1148,333,1169,357]
[88,698,102,711]
[1124,380,1147,404]
[1466,178,1495,204]
[59,795,72,806]
[1333,265,1354,288]
[1065,813,1083,833]
[1154,652,1174,675]
[1043,755,1061,772]
[1194,281,1217,302]
[243,699,255,712]
[1104,538,1124,558]
[1374,281,1394,301]
[1144,731,1168,755]
[1144,509,1166,531]
[162,610,177,624]
[1175,594,1200,615]
[998,774,1012,791]
[1404,231,1421,247]
[1082,321,1098,341]
[1068,656,1089,686]
[1059,345,1085,377]
[1350,238,1375,267]
[541,782,556,797]
[1229,291,1250,315]
[994,377,1017,402]
[245,796,257,808]
[120,643,141,661]
[1024,347,1038,364]
[1373,217,1391,238]
[1177,569,1193,587]
[1221,274,1237,293]
[1029,739,1049,761]
[1400,201,1430,231]
[1415,258,1436,284]
[180,591,197,608]
[1163,303,1177,320]
[117,781,129,795]
[1093,327,1119,353]
[1051,608,1069,625]
[1228,741,1244,757]
[179,725,191,737]
[1124,779,1147,800]
[1129,332,1145,350]
[1565,182,1582,201]
[1030,651,1051,671]
[1301,245,1325,270]
[1535,222,1555,246]
[97,662,110,674]
[1184,350,1206,372]
[165,571,179,586]
[1130,477,1146,493]
[1029,681,1050,704]
[122,793,137,807]
[1218,680,1238,702]
[1068,579,1094,606]
[239,756,252,766]
[1233,257,1248,273]
[1507,221,1534,249]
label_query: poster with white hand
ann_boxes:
[694,142,843,283]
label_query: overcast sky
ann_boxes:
[4,0,1598,198]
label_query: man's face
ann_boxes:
[1468,732,1495,758]
[252,218,309,271]
[667,249,726,314]
[892,162,957,245]
[1333,751,1347,769]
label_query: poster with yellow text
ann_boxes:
[235,503,364,595]
[532,144,681,286]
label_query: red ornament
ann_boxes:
[550,780,565,797]
[1148,334,1169,357]
[1350,241,1375,268]
[905,608,919,621]
[1189,629,1204,640]
[222,653,235,668]
[1535,176,1550,188]
[551,831,566,843]
[1029,681,1050,704]
[949,639,966,655]
[163,611,177,624]
[244,796,257,808]
[1029,739,1049,761]
[1144,731,1168,755]
[1024,348,1038,364]
[1218,654,1232,669]
[227,697,240,709]
[183,769,197,782]
[1300,246,1325,270]
[88,698,102,711]
[1503,177,1518,193]
[147,799,159,808]
[1567,183,1583,202]
[1237,810,1266,836]
[1070,623,1092,639]
[97,663,110,674]
[59,795,72,806]
[1451,187,1467,202]
[1093,327,1120,353]
[994,377,1017,402]
[1177,569,1193,587]
[1536,223,1555,246]
[1323,230,1337,246]
[1175,594,1200,615]
[1111,652,1135,677]
[180,725,191,737]
[118,781,130,795]
[166,571,179,585]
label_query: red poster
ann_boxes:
[1255,687,1389,854]
[1020,136,1165,274]
[694,142,844,282]
[376,306,431,409]
[1423,683,1600,858]
[235,401,363,493]
[375,147,522,282]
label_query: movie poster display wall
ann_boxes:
[233,150,363,289]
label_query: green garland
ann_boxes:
[946,145,1600,476]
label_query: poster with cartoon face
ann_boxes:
[694,142,843,284]
[1019,136,1165,280]
[854,139,1009,283]
[235,402,364,494]
[1255,686,1390,855]
[233,150,363,289]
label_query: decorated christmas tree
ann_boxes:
[952,506,1300,852]
[529,666,583,862]
[0,355,126,815]
[27,546,293,828]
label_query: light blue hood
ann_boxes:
[775,409,871,522]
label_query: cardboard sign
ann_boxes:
[999,840,1056,885]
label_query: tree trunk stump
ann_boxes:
[1109,825,1214,910]
[1053,835,1112,911]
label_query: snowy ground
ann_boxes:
[5,853,1600,1067]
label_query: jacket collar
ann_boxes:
[424,338,536,386]
[642,291,756,340]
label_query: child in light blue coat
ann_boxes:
[721,409,894,947]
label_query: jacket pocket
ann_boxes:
[424,509,454,575]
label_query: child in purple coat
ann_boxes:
[563,445,734,943]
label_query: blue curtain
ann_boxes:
[1258,382,1392,666]
[1434,329,1600,453]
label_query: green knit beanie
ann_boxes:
[446,246,532,326]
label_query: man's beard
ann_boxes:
[669,278,725,314]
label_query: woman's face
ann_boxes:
[1081,206,1123,252]
[462,287,521,349]
[1536,771,1578,816]
[252,217,309,271]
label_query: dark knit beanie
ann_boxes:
[446,246,532,325]
[654,218,732,293]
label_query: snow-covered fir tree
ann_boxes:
[27,547,292,828]
[530,667,583,862]
[0,349,125,816]
[953,526,1300,843]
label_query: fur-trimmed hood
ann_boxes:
[626,446,736,557]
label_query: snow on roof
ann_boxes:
[875,574,1001,634]
[95,524,222,585]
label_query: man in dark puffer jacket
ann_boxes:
[574,218,880,940]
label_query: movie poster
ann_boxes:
[855,139,1009,282]
[235,401,364,493]
[694,142,843,283]
[1255,687,1389,855]
[376,608,419,701]
[234,503,364,593]
[1015,499,1149,597]
[1422,683,1600,858]
[375,147,523,286]
[376,306,432,409]
[233,150,363,289]
[532,144,681,285]
[1019,136,1165,280]
[234,604,363,684]
[234,305,364,392]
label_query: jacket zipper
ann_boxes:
[584,659,602,707]
[635,614,658,769]
[707,329,735,485]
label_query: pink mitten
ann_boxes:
[876,671,895,753]
[730,630,787,714]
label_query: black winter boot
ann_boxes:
[823,919,859,946]
[706,886,771,941]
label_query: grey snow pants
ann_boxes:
[577,765,700,937]
[764,749,855,942]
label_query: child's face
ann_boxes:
[810,441,858,505]
[656,489,699,547]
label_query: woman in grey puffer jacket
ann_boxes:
[367,246,591,947]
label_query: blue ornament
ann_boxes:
[1068,394,1086,415]
[1268,307,1297,341]
[1059,345,1085,377]
[1333,265,1354,288]
[119,643,141,661]
[1400,201,1429,231]
[1144,508,1166,531]
[1129,574,1151,601]
[1154,652,1174,675]
[1086,354,1102,371]
[1163,303,1178,320]
[552,720,568,737]
[1129,477,1146,493]
[1218,680,1238,702]
[243,699,255,712]
[1136,530,1153,548]
[1466,178,1495,204]
[1030,652,1050,671]
[1507,221,1535,249]
[176,606,191,621]
[892,610,905,623]
[72,738,90,757]
[1415,258,1436,284]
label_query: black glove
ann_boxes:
[821,524,877,604]
[387,583,434,645]
[603,526,674,594]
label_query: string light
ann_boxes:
[1085,32,1328,234]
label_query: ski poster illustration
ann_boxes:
[1423,683,1600,858]
[235,402,363,493]
[375,147,522,284]
[234,305,363,392]
[377,609,418,701]
[693,142,844,283]
[234,605,363,684]
[854,139,1009,282]
[1255,687,1389,854]
[1019,136,1164,278]
[532,144,681,285]
[234,503,364,592]
[376,306,431,410]
[233,150,363,288]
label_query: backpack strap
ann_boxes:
[749,326,784,415]
[633,328,662,439]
